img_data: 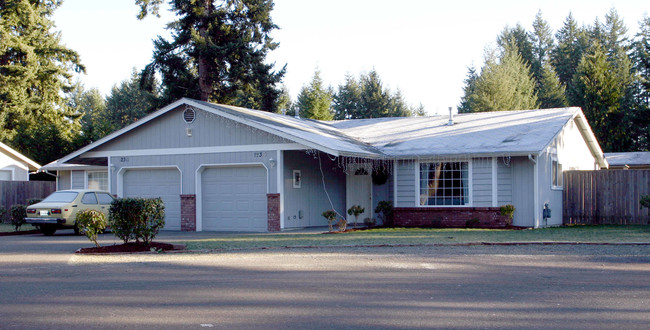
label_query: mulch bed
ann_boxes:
[76,242,183,254]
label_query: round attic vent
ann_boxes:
[183,107,195,123]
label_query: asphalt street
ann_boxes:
[1,230,649,329]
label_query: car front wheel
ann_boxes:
[40,225,57,236]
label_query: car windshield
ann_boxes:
[41,191,79,203]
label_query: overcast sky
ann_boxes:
[53,0,648,115]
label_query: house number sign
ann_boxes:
[253,152,264,158]
[120,157,129,162]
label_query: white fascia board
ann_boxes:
[0,141,40,170]
[572,111,608,169]
[84,143,307,158]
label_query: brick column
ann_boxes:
[180,194,196,232]
[267,193,280,232]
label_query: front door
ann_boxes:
[346,164,372,226]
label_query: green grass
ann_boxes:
[0,223,36,233]
[182,225,650,250]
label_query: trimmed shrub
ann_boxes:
[500,204,515,226]
[0,206,7,224]
[322,210,337,232]
[347,205,365,228]
[26,198,43,206]
[76,209,107,248]
[109,198,166,245]
[375,201,394,227]
[10,204,26,231]
[641,195,650,209]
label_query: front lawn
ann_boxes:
[183,225,650,250]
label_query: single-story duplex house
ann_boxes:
[42,98,607,231]
[604,152,650,170]
[0,141,40,181]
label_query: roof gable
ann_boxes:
[0,142,40,171]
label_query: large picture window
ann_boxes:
[419,162,469,206]
[87,171,108,191]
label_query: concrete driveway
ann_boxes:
[1,230,650,329]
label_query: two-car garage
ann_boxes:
[121,165,268,232]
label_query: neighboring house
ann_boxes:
[0,142,40,181]
[42,98,607,231]
[604,152,650,170]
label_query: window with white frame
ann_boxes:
[0,170,12,181]
[87,171,108,191]
[419,162,469,206]
[551,157,563,189]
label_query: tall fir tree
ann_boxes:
[462,43,539,112]
[497,23,534,68]
[67,84,107,148]
[552,13,591,90]
[0,0,85,165]
[294,70,333,120]
[631,15,650,150]
[529,10,566,108]
[333,74,361,119]
[570,43,630,152]
[136,0,285,111]
[457,66,478,113]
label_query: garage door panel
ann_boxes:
[123,169,181,231]
[201,166,267,232]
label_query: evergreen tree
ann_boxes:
[463,43,539,112]
[458,66,478,113]
[536,62,567,108]
[552,13,590,89]
[294,70,333,120]
[333,74,361,119]
[497,23,534,68]
[67,84,107,148]
[136,0,285,111]
[631,15,650,150]
[0,0,85,165]
[530,10,554,82]
[104,70,159,132]
[570,43,629,151]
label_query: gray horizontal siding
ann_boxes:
[472,159,492,207]
[497,159,513,205]
[395,160,415,207]
[96,106,293,152]
[58,171,71,190]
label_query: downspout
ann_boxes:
[528,154,539,228]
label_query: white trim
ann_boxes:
[415,159,473,208]
[277,150,284,229]
[84,143,306,158]
[0,168,14,181]
[550,155,564,191]
[116,165,183,198]
[532,155,540,228]
[107,157,113,195]
[83,170,88,189]
[393,160,398,206]
[492,157,498,207]
[0,141,40,170]
[195,162,269,232]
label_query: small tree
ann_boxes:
[9,205,26,231]
[347,205,365,228]
[322,210,337,232]
[109,197,166,245]
[76,209,107,248]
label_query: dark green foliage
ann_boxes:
[632,15,650,150]
[332,70,419,119]
[137,0,285,111]
[498,24,535,68]
[75,209,107,248]
[294,70,333,120]
[640,195,650,209]
[10,204,26,231]
[0,206,6,224]
[347,205,365,228]
[458,66,479,113]
[322,209,337,232]
[109,198,166,245]
[26,198,42,206]
[374,201,394,227]
[0,0,85,165]
[500,204,515,226]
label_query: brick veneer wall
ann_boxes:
[393,207,510,229]
[267,193,280,232]
[180,194,196,232]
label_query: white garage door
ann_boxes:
[122,168,181,231]
[201,166,267,232]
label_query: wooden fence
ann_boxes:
[563,170,650,225]
[0,181,56,222]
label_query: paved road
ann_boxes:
[1,230,649,329]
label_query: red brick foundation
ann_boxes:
[394,207,510,229]
[267,193,281,232]
[180,194,196,232]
